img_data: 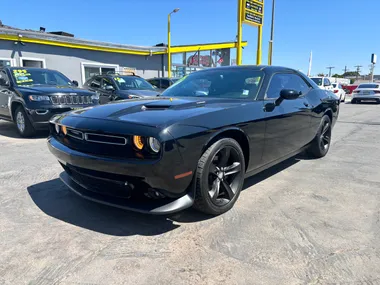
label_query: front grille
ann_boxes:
[51,95,92,105]
[85,133,127,145]
[63,163,148,199]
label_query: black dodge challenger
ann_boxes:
[47,66,339,215]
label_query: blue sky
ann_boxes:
[0,0,378,75]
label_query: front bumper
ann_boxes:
[47,137,195,214]
[26,106,94,130]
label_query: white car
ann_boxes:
[351,83,380,104]
[310,77,334,91]
[332,83,346,102]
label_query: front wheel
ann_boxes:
[14,106,35,137]
[193,138,245,215]
[306,115,332,158]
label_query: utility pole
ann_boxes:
[326,66,335,77]
[354,65,362,81]
[342,66,348,74]
[268,0,275,65]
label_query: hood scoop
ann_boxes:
[141,105,171,110]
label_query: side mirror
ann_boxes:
[72,80,79,87]
[105,85,115,91]
[275,89,301,106]
[280,89,301,100]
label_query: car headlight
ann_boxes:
[148,137,161,153]
[29,95,50,101]
[91,93,99,100]
[133,135,145,150]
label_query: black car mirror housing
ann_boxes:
[275,89,301,106]
[72,80,79,87]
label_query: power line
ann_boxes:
[354,65,362,80]
[326,66,335,77]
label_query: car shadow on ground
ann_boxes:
[27,155,302,236]
[0,121,48,139]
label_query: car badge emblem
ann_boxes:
[141,105,147,110]
[170,98,173,102]
[69,93,77,96]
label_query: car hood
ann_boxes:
[117,89,161,97]
[67,97,244,128]
[16,85,94,95]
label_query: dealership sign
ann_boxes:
[242,0,264,27]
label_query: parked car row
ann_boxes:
[310,76,346,102]
[0,67,164,136]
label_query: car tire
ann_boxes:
[351,99,356,104]
[306,115,332,159]
[193,138,245,215]
[14,106,35,137]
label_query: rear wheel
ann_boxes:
[306,115,332,158]
[351,99,357,104]
[193,138,245,215]
[14,106,35,137]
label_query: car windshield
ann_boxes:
[311,78,323,86]
[358,84,379,89]
[11,68,72,86]
[161,69,264,99]
[113,76,155,91]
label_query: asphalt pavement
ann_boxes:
[0,101,380,285]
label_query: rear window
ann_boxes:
[358,84,379,89]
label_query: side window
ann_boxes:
[324,78,330,86]
[148,79,160,88]
[90,77,101,88]
[161,79,170,89]
[266,73,311,99]
[101,78,115,91]
[0,70,9,85]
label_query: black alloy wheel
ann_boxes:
[193,138,245,215]
[306,115,332,158]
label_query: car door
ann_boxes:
[0,69,12,118]
[86,76,103,103]
[262,72,313,164]
[100,77,116,103]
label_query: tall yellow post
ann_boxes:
[167,13,172,78]
[256,25,262,65]
[236,0,243,65]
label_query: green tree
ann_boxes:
[343,71,360,77]
[332,73,343,78]
[317,73,325,77]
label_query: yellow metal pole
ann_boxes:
[237,0,243,65]
[167,13,171,78]
[256,25,262,65]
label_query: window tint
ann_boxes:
[162,70,264,99]
[148,79,160,88]
[101,78,115,90]
[311,78,322,86]
[358,84,379,89]
[161,79,170,89]
[266,73,311,99]
[324,78,330,86]
[90,77,101,88]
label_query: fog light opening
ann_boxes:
[144,188,166,199]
